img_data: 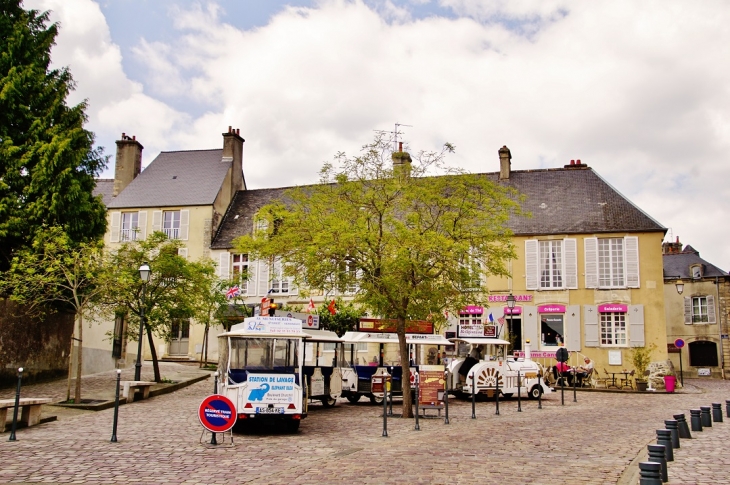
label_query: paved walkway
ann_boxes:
[0,368,728,484]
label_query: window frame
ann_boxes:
[599,312,627,347]
[691,296,710,324]
[120,212,139,241]
[163,210,181,239]
[597,237,625,288]
[231,254,249,294]
[539,240,563,289]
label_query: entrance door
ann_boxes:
[509,317,523,352]
[169,319,190,355]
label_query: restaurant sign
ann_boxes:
[488,295,533,302]
[358,318,434,334]
[458,324,497,338]
[460,305,484,315]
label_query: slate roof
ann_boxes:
[211,166,666,250]
[93,178,114,207]
[107,149,229,209]
[663,247,728,279]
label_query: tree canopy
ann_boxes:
[0,1,107,271]
[234,133,524,416]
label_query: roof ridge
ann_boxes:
[159,148,222,154]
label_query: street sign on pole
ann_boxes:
[198,395,237,433]
[674,339,685,387]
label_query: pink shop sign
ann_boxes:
[598,304,628,313]
[504,307,522,315]
[538,304,566,314]
[460,305,484,315]
[488,295,533,302]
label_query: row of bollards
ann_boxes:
[639,399,730,484]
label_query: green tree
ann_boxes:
[1,226,107,403]
[99,232,210,382]
[317,298,363,337]
[0,1,107,272]
[235,133,522,416]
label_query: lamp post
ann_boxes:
[135,262,151,381]
[506,293,516,353]
[675,279,684,387]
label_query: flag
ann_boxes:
[226,286,241,300]
[327,299,337,315]
[497,316,505,326]
[306,298,315,313]
[488,313,495,324]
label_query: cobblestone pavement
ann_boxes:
[1,368,729,485]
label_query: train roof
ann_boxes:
[342,331,451,345]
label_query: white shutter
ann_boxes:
[584,238,598,288]
[245,260,258,296]
[288,275,298,295]
[684,297,692,324]
[624,236,639,288]
[257,259,270,296]
[584,305,598,347]
[219,252,230,279]
[629,304,645,347]
[178,248,188,259]
[525,240,538,290]
[152,211,162,233]
[707,295,716,324]
[564,238,578,289]
[110,211,121,243]
[179,210,190,241]
[137,211,147,240]
[565,305,581,351]
[522,306,539,350]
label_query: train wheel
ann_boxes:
[529,385,543,400]
[369,394,384,405]
[322,396,337,407]
[502,393,513,399]
[286,420,301,433]
[346,394,361,403]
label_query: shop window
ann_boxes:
[599,312,627,346]
[688,340,718,367]
[541,314,564,346]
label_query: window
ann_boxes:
[540,315,564,346]
[692,297,709,323]
[344,260,359,294]
[691,265,703,279]
[539,240,563,288]
[232,254,249,294]
[270,259,289,294]
[688,341,718,367]
[120,212,139,241]
[163,210,181,239]
[585,237,639,289]
[598,238,624,287]
[599,312,627,346]
[459,313,483,326]
[684,295,716,324]
[459,250,482,291]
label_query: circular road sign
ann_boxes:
[674,338,685,349]
[199,395,237,433]
[555,347,569,363]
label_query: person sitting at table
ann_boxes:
[576,357,594,384]
[554,360,572,385]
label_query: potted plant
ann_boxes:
[630,344,656,391]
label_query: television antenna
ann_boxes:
[375,122,413,152]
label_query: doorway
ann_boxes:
[169,319,190,356]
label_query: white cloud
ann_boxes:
[22,0,730,267]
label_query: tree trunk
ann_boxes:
[65,325,75,402]
[74,313,83,404]
[397,317,413,418]
[146,323,161,382]
[199,326,208,368]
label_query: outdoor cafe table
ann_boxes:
[607,371,632,389]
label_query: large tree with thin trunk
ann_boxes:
[0,0,107,272]
[234,133,523,417]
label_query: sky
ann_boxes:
[24,0,730,269]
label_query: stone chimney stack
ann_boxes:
[662,236,683,254]
[499,145,511,180]
[392,141,412,178]
[222,126,245,191]
[114,133,143,196]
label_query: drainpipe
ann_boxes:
[717,277,726,379]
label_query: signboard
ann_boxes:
[515,350,557,359]
[418,366,445,406]
[674,338,685,349]
[273,310,320,329]
[260,297,270,314]
[598,304,628,313]
[245,374,297,404]
[667,344,681,354]
[697,368,711,376]
[538,304,566,314]
[358,318,433,334]
[310,369,325,396]
[198,395,237,433]
[460,306,484,315]
[457,323,498,338]
[488,294,533,302]
[504,307,522,315]
[241,316,303,335]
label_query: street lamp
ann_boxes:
[675,280,684,295]
[506,293,516,352]
[135,262,151,381]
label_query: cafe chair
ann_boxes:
[581,368,597,388]
[620,370,635,390]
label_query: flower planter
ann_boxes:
[636,380,648,392]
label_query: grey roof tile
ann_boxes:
[212,166,666,250]
[93,179,114,207]
[108,149,229,208]
[663,250,728,279]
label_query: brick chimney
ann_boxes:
[222,126,245,191]
[113,133,143,196]
[662,236,683,254]
[499,145,511,180]
[392,141,412,178]
[564,159,588,169]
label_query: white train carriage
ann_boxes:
[302,328,345,407]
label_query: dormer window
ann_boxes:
[690,264,703,280]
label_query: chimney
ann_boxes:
[222,126,245,191]
[661,236,683,254]
[114,133,144,196]
[564,159,588,169]
[499,145,511,180]
[392,143,412,178]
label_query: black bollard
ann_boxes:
[656,429,673,462]
[517,371,522,412]
[537,374,542,410]
[8,367,23,442]
[572,367,577,403]
[673,413,691,439]
[111,369,121,443]
[726,400,730,419]
[711,403,723,423]
[495,372,500,416]
[382,376,388,437]
[638,461,662,485]
[560,373,565,406]
[646,444,668,483]
[443,371,449,425]
[414,372,420,431]
[700,406,712,427]
[664,420,679,449]
[471,372,476,419]
[690,409,703,432]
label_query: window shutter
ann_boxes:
[584,238,598,288]
[218,252,230,279]
[110,211,121,243]
[178,248,188,259]
[288,276,298,295]
[522,306,539,350]
[138,211,147,240]
[707,295,716,324]
[565,305,581,351]
[179,210,190,240]
[624,236,640,288]
[584,305,598,347]
[152,211,162,233]
[525,240,538,290]
[257,259,270,296]
[245,260,258,296]
[629,304,645,347]
[564,238,578,289]
[684,297,692,324]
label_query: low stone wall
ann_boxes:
[648,360,680,390]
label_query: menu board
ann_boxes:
[418,365,445,406]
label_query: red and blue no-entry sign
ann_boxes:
[674,338,685,349]
[198,395,237,433]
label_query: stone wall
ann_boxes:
[0,299,74,387]
[648,359,679,390]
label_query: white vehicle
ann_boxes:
[302,328,345,407]
[216,316,310,432]
[340,331,452,403]
[446,338,551,399]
